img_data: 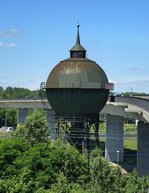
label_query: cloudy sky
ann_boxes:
[0,0,149,93]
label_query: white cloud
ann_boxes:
[0,28,20,38]
[6,42,16,48]
[0,28,20,48]
[0,41,16,48]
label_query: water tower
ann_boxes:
[44,25,113,151]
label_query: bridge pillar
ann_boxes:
[105,114,124,163]
[18,108,28,123]
[46,109,57,139]
[137,122,149,176]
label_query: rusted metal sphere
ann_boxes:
[45,26,110,115]
[46,57,109,115]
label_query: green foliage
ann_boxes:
[0,86,35,99]
[0,108,17,128]
[88,148,124,193]
[13,109,49,145]
[0,138,30,178]
[0,138,149,192]
[0,104,149,192]
[0,86,46,99]
[13,124,27,138]
[7,108,17,127]
[24,110,49,145]
[124,123,137,132]
[124,170,149,193]
[0,139,88,192]
[0,109,5,127]
[47,172,89,193]
[121,92,149,96]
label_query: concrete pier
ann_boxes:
[105,115,124,163]
[18,108,28,123]
[137,122,149,176]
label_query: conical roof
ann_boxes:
[70,24,86,52]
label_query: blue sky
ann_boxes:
[0,0,149,93]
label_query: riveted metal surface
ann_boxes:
[46,58,108,89]
[46,88,109,114]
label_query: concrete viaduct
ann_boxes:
[0,96,149,176]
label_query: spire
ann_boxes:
[70,24,87,58]
[76,24,80,44]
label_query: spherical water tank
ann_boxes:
[45,26,110,115]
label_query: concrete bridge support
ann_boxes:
[105,115,124,163]
[137,122,149,176]
[18,108,28,123]
[46,109,57,139]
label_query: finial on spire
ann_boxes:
[76,23,80,45]
[77,21,80,28]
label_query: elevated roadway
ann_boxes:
[115,96,149,113]
[0,97,149,122]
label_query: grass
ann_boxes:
[99,138,137,151]
[124,123,137,131]
[99,122,137,134]
[124,139,137,151]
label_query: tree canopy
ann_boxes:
[0,86,149,192]
[0,86,46,99]
[13,109,49,145]
[0,137,149,193]
[0,110,148,192]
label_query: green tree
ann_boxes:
[6,108,17,127]
[124,170,149,193]
[0,138,30,178]
[0,140,87,192]
[0,86,4,99]
[13,109,49,145]
[0,108,5,127]
[0,86,42,99]
[0,108,17,128]
[88,148,124,193]
[121,92,148,96]
[0,138,149,193]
